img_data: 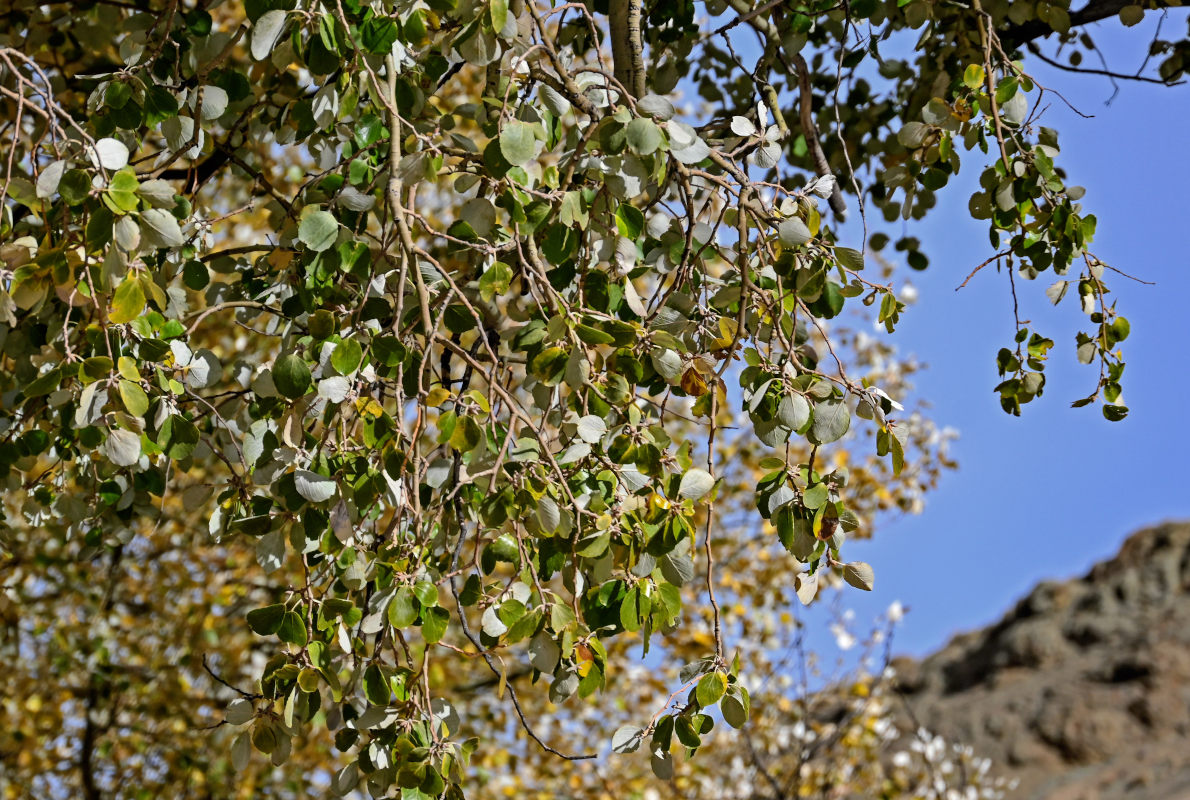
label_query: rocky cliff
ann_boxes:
[892,520,1190,800]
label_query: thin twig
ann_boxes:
[955,250,1010,291]
[1027,43,1183,86]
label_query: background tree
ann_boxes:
[0,0,1183,797]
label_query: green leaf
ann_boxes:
[246,604,286,635]
[361,15,399,53]
[183,260,210,290]
[59,169,92,206]
[695,671,727,707]
[421,606,450,643]
[777,394,811,433]
[626,118,663,155]
[388,587,418,628]
[158,415,199,460]
[527,630,561,673]
[1102,404,1129,421]
[651,749,674,780]
[272,354,312,399]
[574,324,614,345]
[80,356,113,383]
[808,398,850,445]
[144,86,179,124]
[802,483,829,510]
[615,204,645,239]
[331,338,363,375]
[619,587,641,632]
[278,611,308,646]
[835,246,864,271]
[722,686,750,728]
[499,122,536,166]
[505,608,540,643]
[488,0,508,32]
[119,380,150,416]
[22,367,61,399]
[897,121,929,149]
[364,664,389,705]
[298,209,340,252]
[1118,4,1143,26]
[479,261,513,301]
[225,698,255,726]
[889,431,905,476]
[413,579,439,608]
[537,495,561,532]
[675,714,701,748]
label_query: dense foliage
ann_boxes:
[1,0,1183,796]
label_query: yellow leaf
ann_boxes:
[807,203,821,236]
[709,317,738,351]
[109,275,145,324]
[140,273,168,311]
[267,248,294,270]
[355,397,385,418]
[118,356,140,381]
[425,386,451,407]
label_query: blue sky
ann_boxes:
[826,15,1190,657]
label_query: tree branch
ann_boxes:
[609,0,646,99]
[1001,0,1176,49]
[79,683,101,800]
[792,53,847,218]
[1026,42,1184,85]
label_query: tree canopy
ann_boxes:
[0,0,1184,796]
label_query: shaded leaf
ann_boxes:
[612,725,644,754]
[252,10,288,60]
[808,398,850,445]
[843,561,875,591]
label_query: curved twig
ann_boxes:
[792,53,847,218]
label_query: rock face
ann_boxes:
[892,521,1190,800]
